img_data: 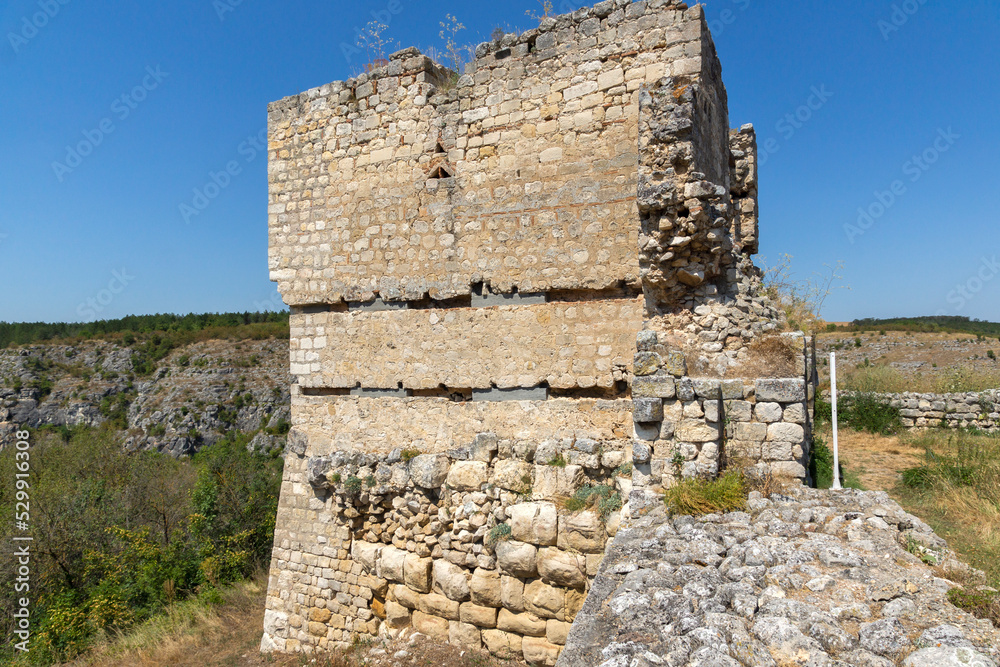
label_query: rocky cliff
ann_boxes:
[0,338,291,455]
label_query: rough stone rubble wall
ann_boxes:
[830,389,1000,431]
[267,416,633,662]
[263,0,809,663]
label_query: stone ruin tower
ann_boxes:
[262,0,816,662]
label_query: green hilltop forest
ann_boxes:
[840,316,1000,336]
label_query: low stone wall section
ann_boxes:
[826,390,1000,431]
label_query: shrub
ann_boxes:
[989,350,996,361]
[614,462,633,477]
[547,453,567,468]
[814,398,832,426]
[664,470,747,516]
[841,393,901,435]
[343,476,363,496]
[809,436,835,489]
[400,449,422,462]
[486,523,512,547]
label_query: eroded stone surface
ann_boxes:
[557,486,1000,666]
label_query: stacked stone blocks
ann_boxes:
[263,0,812,662]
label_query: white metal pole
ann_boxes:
[831,352,842,490]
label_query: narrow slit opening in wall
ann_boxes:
[411,385,473,402]
[409,294,473,309]
[549,384,631,400]
[428,165,453,179]
[292,303,348,315]
[301,388,351,397]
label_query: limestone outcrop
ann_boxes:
[558,486,1000,666]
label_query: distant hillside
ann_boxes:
[0,313,292,456]
[840,316,1000,337]
[0,311,289,349]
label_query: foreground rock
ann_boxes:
[559,485,999,666]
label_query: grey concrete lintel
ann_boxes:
[472,386,549,402]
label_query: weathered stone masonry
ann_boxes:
[262,0,813,663]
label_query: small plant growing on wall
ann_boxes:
[563,485,622,521]
[486,522,512,547]
[401,449,422,462]
[547,453,567,468]
[672,450,686,476]
[343,476,363,496]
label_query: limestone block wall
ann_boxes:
[263,0,812,661]
[626,330,813,511]
[267,1,716,306]
[289,297,642,391]
[289,394,634,457]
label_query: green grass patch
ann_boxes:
[890,429,1000,626]
[546,453,567,467]
[947,588,1000,627]
[563,485,622,520]
[486,523,511,547]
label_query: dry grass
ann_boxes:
[841,363,1000,394]
[66,575,269,667]
[727,335,800,379]
[833,425,1000,627]
[664,470,748,515]
[818,330,1000,393]
[823,427,922,491]
[895,430,1000,588]
[62,573,526,667]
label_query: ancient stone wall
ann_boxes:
[263,0,811,663]
[827,389,1000,431]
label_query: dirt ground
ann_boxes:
[824,426,925,491]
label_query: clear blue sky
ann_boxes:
[1,0,997,324]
